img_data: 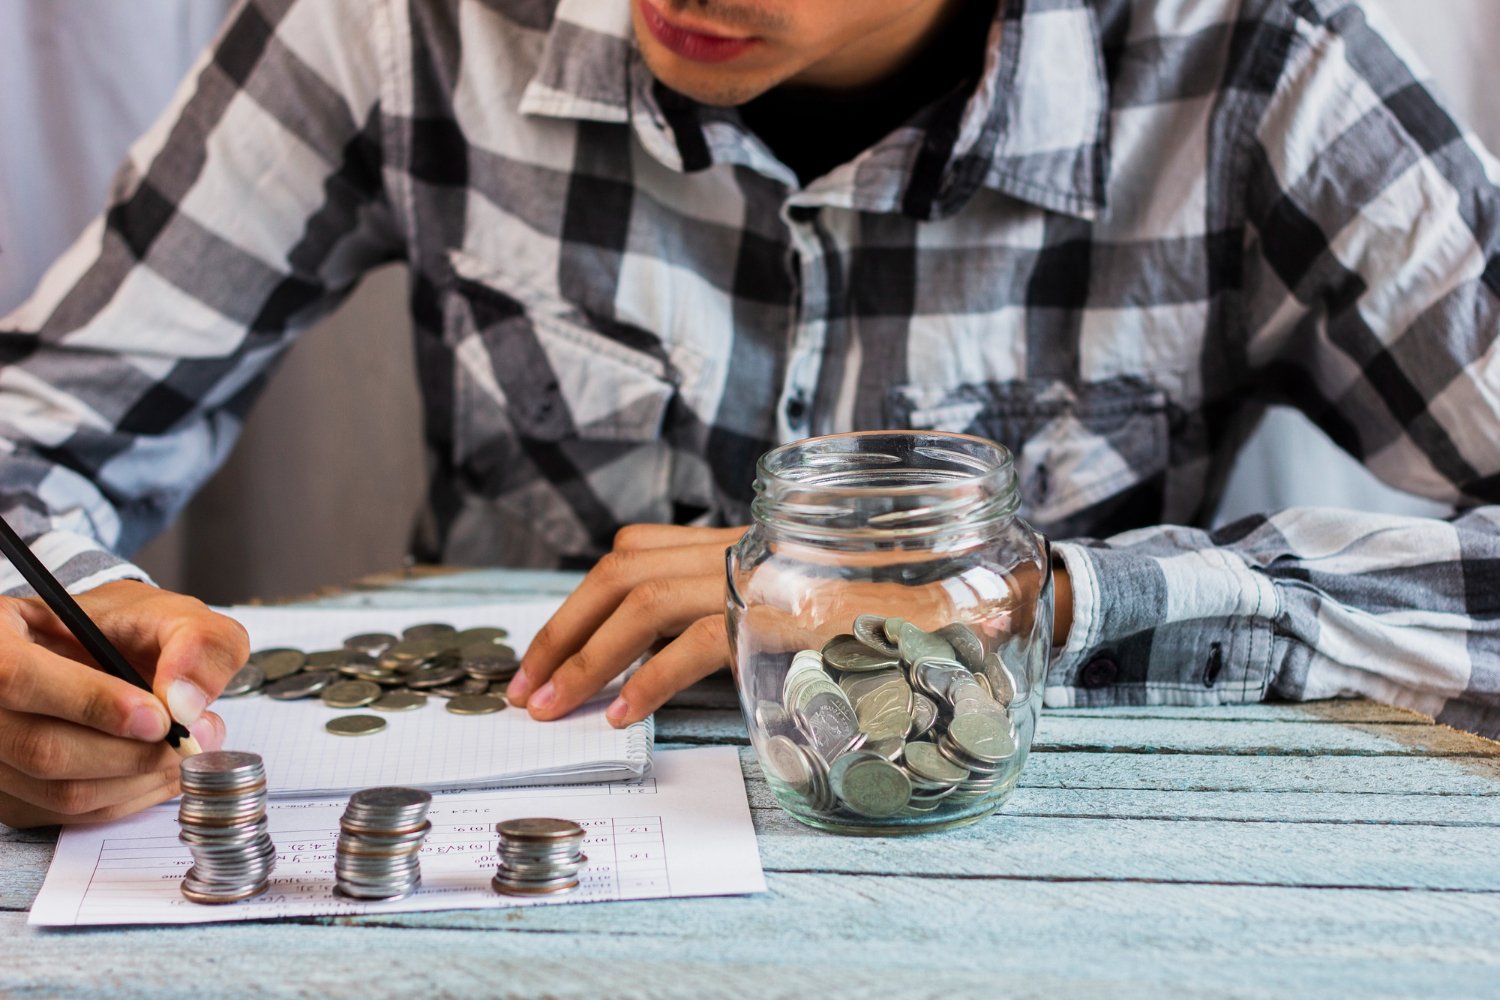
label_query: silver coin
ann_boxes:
[305,648,358,670]
[839,669,906,702]
[266,670,337,700]
[220,663,265,698]
[882,617,907,644]
[936,621,986,672]
[854,681,914,741]
[385,636,455,662]
[831,754,911,818]
[252,648,306,681]
[463,655,518,680]
[321,679,382,709]
[446,694,507,715]
[902,740,970,784]
[344,632,399,654]
[861,736,906,761]
[763,735,812,793]
[754,701,798,740]
[348,786,432,813]
[326,714,388,737]
[370,691,428,712]
[402,623,456,641]
[404,665,468,690]
[852,614,900,655]
[497,818,586,841]
[897,622,955,664]
[984,652,1017,707]
[910,693,939,737]
[180,751,264,781]
[794,691,861,762]
[946,713,1016,764]
[821,634,899,673]
[455,626,510,645]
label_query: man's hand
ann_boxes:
[507,525,747,727]
[0,580,245,828]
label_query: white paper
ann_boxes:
[29,747,764,926]
[208,601,652,795]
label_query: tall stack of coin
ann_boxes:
[334,787,434,900]
[177,751,277,904]
[491,818,588,896]
[756,614,1024,822]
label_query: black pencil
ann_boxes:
[0,512,200,756]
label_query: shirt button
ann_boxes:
[788,205,818,223]
[785,395,807,423]
[1078,655,1119,690]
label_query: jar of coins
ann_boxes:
[727,431,1052,835]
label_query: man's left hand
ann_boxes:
[506,525,747,727]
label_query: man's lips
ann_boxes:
[638,0,761,63]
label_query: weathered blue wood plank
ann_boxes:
[4,877,1497,999]
[652,706,1499,757]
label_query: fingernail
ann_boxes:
[189,716,223,753]
[605,696,629,727]
[167,680,208,726]
[127,703,168,742]
[506,669,534,703]
[529,681,556,712]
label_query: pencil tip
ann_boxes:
[173,733,204,758]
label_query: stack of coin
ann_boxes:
[220,623,516,731]
[334,787,434,900]
[757,614,1025,821]
[491,818,588,896]
[177,751,277,904]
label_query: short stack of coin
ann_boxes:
[491,818,588,896]
[177,751,277,904]
[334,787,434,900]
[220,623,516,734]
[757,614,1024,822]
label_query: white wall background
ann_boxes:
[0,0,1494,602]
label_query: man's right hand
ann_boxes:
[0,580,245,829]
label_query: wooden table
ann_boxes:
[3,569,1498,997]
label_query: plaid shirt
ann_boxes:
[2,0,1498,738]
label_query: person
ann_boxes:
[0,0,1496,829]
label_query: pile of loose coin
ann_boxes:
[334,787,434,900]
[757,614,1022,822]
[178,751,278,904]
[221,623,517,735]
[492,818,589,896]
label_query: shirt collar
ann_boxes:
[518,0,1111,220]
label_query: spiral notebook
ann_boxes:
[209,600,654,797]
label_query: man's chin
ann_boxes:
[636,42,785,108]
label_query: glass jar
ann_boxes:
[726,431,1052,835]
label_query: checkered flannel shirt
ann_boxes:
[2,0,1498,737]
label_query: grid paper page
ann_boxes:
[29,748,765,926]
[210,600,652,795]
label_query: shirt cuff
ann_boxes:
[1042,538,1280,708]
[0,529,154,597]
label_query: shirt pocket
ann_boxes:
[888,376,1171,537]
[444,248,676,447]
[437,249,678,561]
